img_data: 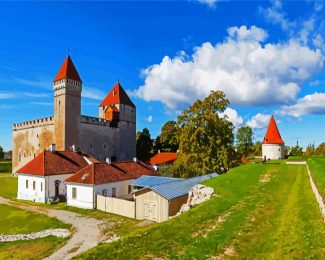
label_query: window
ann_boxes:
[112,188,116,198]
[102,189,107,196]
[33,181,36,190]
[72,187,77,199]
[19,154,21,162]
[128,185,131,194]
[41,182,43,192]
[26,180,28,189]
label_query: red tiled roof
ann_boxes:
[262,116,285,145]
[65,161,158,185]
[54,55,82,83]
[148,152,177,165]
[99,82,135,108]
[16,151,96,176]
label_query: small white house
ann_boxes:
[16,147,94,203]
[262,116,285,160]
[65,160,158,209]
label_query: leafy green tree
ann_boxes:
[304,143,315,157]
[136,128,152,162]
[251,141,262,157]
[315,143,325,156]
[290,145,303,156]
[236,126,253,157]
[172,91,239,178]
[0,146,4,160]
[159,120,179,152]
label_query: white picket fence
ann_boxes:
[97,195,135,219]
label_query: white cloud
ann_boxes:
[135,25,324,111]
[0,93,15,99]
[278,92,325,117]
[246,113,271,129]
[146,115,153,123]
[195,0,218,8]
[82,86,106,100]
[0,92,49,99]
[219,108,243,127]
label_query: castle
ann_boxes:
[12,55,136,174]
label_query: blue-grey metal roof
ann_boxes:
[130,175,182,188]
[146,173,218,200]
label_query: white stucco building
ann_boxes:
[16,147,95,203]
[65,160,158,209]
[262,116,285,160]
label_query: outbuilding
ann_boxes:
[132,174,217,222]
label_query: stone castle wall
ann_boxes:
[13,116,55,173]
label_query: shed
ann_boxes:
[133,174,217,222]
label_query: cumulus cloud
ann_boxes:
[246,113,271,129]
[195,0,218,8]
[135,25,324,111]
[146,115,153,123]
[219,108,243,127]
[278,92,325,117]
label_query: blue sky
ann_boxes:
[0,0,325,151]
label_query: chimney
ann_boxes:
[49,144,56,153]
[158,150,160,154]
[133,157,138,163]
[176,149,179,153]
[71,144,76,152]
[106,158,111,164]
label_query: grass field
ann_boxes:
[0,237,68,260]
[0,177,17,200]
[77,161,325,259]
[0,160,12,175]
[0,204,70,235]
[307,157,325,199]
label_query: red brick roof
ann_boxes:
[65,161,158,185]
[54,55,82,83]
[262,116,285,145]
[99,82,135,108]
[16,151,95,176]
[148,152,177,165]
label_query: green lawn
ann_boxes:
[0,176,17,200]
[287,156,305,161]
[307,157,325,199]
[0,160,12,174]
[0,237,68,260]
[0,204,70,235]
[76,161,325,259]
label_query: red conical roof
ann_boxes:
[99,82,136,108]
[262,116,284,145]
[54,55,82,82]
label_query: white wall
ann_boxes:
[17,174,46,203]
[66,179,134,209]
[47,174,73,198]
[262,144,284,160]
[66,184,94,209]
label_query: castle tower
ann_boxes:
[53,56,82,150]
[98,82,136,124]
[262,115,285,160]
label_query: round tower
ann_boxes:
[262,115,285,160]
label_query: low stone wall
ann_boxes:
[0,228,70,243]
[306,164,325,222]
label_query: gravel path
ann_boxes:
[0,196,106,259]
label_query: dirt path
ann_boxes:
[0,196,106,259]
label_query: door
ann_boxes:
[144,201,157,221]
[55,181,60,196]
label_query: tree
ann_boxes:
[236,126,253,157]
[315,143,325,156]
[290,144,303,156]
[159,120,179,152]
[304,143,315,157]
[251,141,262,157]
[136,128,152,162]
[0,146,4,160]
[172,91,239,178]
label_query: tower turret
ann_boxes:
[53,55,82,150]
